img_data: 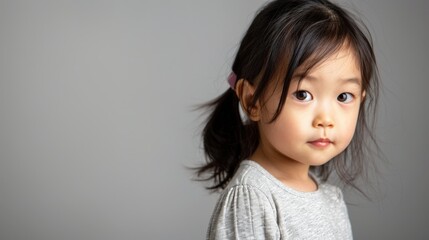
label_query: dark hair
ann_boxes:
[196,0,379,192]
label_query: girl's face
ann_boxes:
[257,46,364,167]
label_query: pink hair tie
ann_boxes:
[227,72,237,89]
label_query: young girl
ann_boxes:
[196,0,379,239]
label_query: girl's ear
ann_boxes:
[235,79,261,121]
[361,90,366,102]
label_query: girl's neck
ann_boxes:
[250,145,318,192]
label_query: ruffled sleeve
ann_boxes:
[207,185,280,240]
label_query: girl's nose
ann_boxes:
[312,114,334,128]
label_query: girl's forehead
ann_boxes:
[294,45,361,78]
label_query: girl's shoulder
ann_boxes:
[220,159,286,203]
[225,160,273,190]
[208,161,281,239]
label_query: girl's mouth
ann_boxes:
[308,138,332,148]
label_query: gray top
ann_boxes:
[207,160,352,240]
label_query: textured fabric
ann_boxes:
[207,160,353,240]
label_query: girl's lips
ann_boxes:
[308,138,332,147]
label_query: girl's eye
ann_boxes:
[337,92,354,103]
[293,90,313,102]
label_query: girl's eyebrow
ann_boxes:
[303,75,362,86]
[342,78,362,86]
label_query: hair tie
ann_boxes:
[227,72,237,89]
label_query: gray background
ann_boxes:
[0,0,427,239]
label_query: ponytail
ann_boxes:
[196,88,259,190]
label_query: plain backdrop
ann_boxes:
[0,0,428,239]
